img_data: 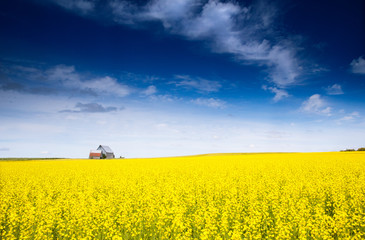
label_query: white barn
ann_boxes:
[97,145,115,159]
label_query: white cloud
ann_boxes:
[149,94,181,102]
[145,0,199,29]
[46,65,78,82]
[86,76,131,97]
[182,0,241,39]
[46,65,131,97]
[338,111,360,122]
[143,0,300,87]
[191,97,226,108]
[60,102,118,113]
[267,45,299,87]
[325,84,344,95]
[321,107,332,115]
[50,0,302,88]
[109,0,140,25]
[350,56,365,74]
[301,94,332,116]
[2,103,365,158]
[311,65,329,74]
[52,0,95,14]
[174,75,222,93]
[263,85,290,102]
[2,64,168,98]
[143,85,157,96]
[1,89,365,158]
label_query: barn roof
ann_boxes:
[89,152,101,157]
[90,150,102,153]
[98,145,113,153]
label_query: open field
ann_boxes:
[1,152,365,239]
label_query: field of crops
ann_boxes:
[1,152,365,239]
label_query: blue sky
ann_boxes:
[0,0,364,158]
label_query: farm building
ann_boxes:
[89,150,102,159]
[97,145,115,159]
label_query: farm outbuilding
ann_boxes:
[97,145,115,159]
[89,150,102,159]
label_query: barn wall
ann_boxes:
[106,153,114,159]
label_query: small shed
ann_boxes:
[97,145,115,159]
[89,150,102,159]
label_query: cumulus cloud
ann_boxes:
[325,84,344,95]
[60,102,118,113]
[181,0,242,39]
[174,75,222,93]
[191,97,226,108]
[49,0,302,88]
[301,94,332,116]
[350,56,365,74]
[262,85,290,102]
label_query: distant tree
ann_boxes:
[101,153,106,159]
[341,149,356,152]
[357,147,365,151]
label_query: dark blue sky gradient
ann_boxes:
[1,0,363,86]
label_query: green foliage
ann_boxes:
[357,147,365,151]
[341,149,356,152]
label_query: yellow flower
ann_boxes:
[0,152,364,239]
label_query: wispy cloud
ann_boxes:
[0,81,57,95]
[337,111,360,122]
[49,0,303,89]
[1,64,132,97]
[174,75,222,93]
[50,0,95,14]
[0,147,10,151]
[46,65,131,97]
[350,56,365,74]
[262,85,290,102]
[142,85,157,96]
[60,102,118,113]
[310,64,329,74]
[301,94,332,116]
[0,82,26,92]
[149,94,181,102]
[325,84,344,95]
[191,97,226,108]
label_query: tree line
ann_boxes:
[341,147,365,152]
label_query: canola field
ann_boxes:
[1,152,365,239]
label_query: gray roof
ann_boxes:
[98,145,114,153]
[90,150,102,153]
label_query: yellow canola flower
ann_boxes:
[0,152,365,239]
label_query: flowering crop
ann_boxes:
[1,152,365,239]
